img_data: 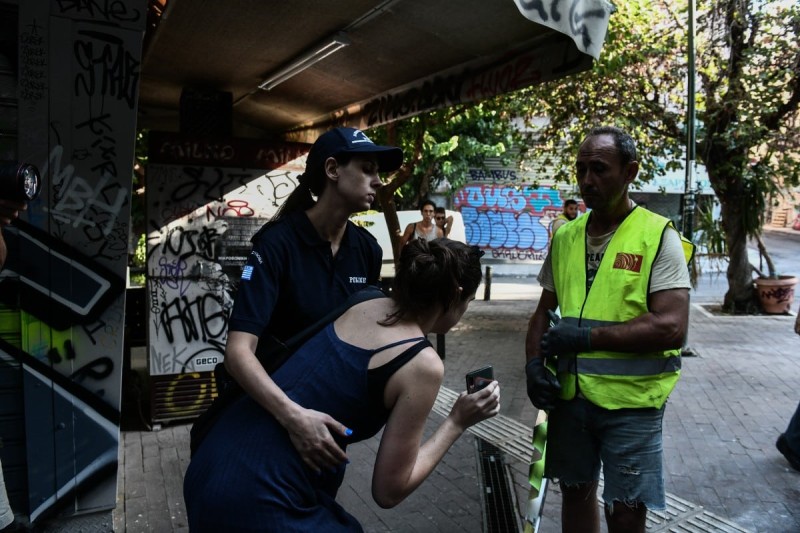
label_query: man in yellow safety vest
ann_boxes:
[525,126,693,533]
[550,198,578,236]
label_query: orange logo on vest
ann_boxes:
[613,252,643,273]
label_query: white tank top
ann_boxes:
[413,223,438,242]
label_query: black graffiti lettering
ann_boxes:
[518,0,548,20]
[84,218,128,262]
[196,226,221,259]
[83,319,107,345]
[163,227,198,261]
[158,225,220,262]
[90,135,119,176]
[365,73,465,126]
[20,26,47,103]
[74,30,140,108]
[172,167,235,203]
[47,347,62,364]
[468,169,519,182]
[46,339,78,365]
[254,172,298,207]
[157,141,236,163]
[255,145,307,168]
[227,173,253,195]
[489,247,546,261]
[21,65,45,78]
[56,0,142,23]
[64,339,77,360]
[70,356,114,383]
[91,159,117,177]
[466,54,542,101]
[76,113,113,135]
[159,294,229,345]
[21,34,43,46]
[160,298,198,344]
[569,1,608,53]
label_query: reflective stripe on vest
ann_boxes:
[556,355,681,375]
[551,207,694,410]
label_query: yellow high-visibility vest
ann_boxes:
[550,207,694,409]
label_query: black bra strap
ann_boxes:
[371,336,427,355]
[367,339,434,414]
[369,339,432,378]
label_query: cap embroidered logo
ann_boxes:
[350,129,373,145]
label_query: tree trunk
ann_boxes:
[380,122,404,264]
[377,186,403,265]
[719,192,758,313]
[753,233,777,279]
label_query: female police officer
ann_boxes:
[223,127,402,475]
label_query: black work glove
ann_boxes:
[540,310,592,358]
[525,357,561,411]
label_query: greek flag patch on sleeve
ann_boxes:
[241,265,254,280]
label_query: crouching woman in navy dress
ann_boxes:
[184,238,500,532]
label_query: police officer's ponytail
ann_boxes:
[270,153,353,223]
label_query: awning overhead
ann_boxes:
[139,0,612,141]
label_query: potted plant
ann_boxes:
[752,233,797,314]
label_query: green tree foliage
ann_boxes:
[370,103,522,257]
[370,0,800,309]
[507,0,800,313]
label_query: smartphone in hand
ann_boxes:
[466,365,494,394]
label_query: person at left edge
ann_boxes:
[224,127,403,475]
[0,198,26,269]
[1,198,28,532]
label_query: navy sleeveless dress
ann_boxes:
[183,320,431,532]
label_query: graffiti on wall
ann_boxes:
[454,184,566,261]
[0,221,124,330]
[19,19,46,107]
[146,164,305,378]
[1,1,146,523]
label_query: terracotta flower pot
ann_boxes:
[753,275,798,314]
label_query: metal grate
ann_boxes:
[150,371,218,424]
[476,439,522,533]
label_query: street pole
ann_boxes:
[682,0,698,358]
[682,0,696,241]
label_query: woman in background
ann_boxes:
[399,199,444,248]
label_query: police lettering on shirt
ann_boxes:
[349,276,367,284]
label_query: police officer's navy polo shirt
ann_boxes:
[228,210,382,343]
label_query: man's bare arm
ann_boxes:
[590,288,689,352]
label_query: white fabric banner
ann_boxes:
[514,0,613,59]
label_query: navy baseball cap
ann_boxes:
[307,127,403,173]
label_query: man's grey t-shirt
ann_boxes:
[538,219,690,294]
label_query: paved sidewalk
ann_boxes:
[113,277,800,532]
